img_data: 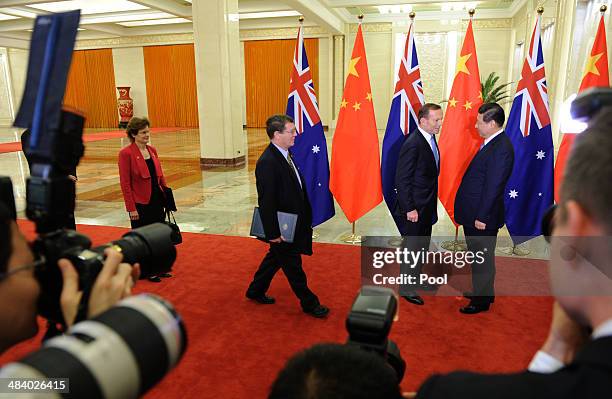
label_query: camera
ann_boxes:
[0,294,187,399]
[345,286,406,382]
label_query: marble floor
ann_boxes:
[0,126,550,260]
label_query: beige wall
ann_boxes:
[111,47,148,120]
[7,48,28,121]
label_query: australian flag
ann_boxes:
[504,15,554,244]
[286,26,334,227]
[381,22,424,223]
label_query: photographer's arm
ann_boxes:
[58,248,140,327]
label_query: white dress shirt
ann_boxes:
[482,128,504,148]
[272,143,302,188]
[418,126,438,157]
[528,318,612,373]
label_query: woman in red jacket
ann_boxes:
[118,117,171,282]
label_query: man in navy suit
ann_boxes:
[393,103,442,306]
[454,103,514,314]
[245,115,329,318]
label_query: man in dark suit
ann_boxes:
[393,103,442,306]
[245,114,329,318]
[454,103,514,314]
[414,106,612,399]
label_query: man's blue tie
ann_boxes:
[430,135,439,169]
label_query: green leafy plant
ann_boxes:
[480,72,513,104]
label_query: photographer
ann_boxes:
[0,203,139,354]
[269,343,403,399]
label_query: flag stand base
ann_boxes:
[499,245,530,256]
[440,240,467,252]
[341,233,362,244]
[387,237,404,247]
[340,222,362,244]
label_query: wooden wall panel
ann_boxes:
[64,49,119,128]
[244,38,319,127]
[143,44,199,128]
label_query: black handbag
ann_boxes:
[165,210,182,245]
[163,187,177,212]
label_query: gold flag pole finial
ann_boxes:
[298,16,304,24]
[358,13,364,22]
[601,4,608,13]
[409,11,416,21]
[537,6,544,15]
[468,8,475,18]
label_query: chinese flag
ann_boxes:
[330,24,382,223]
[438,20,483,225]
[554,14,609,202]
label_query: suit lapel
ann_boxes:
[269,144,303,193]
[130,143,150,178]
[416,130,438,171]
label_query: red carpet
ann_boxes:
[0,128,186,154]
[1,220,554,398]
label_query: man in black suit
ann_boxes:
[415,106,612,398]
[393,103,442,306]
[245,114,329,318]
[454,103,514,314]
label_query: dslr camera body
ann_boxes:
[345,286,406,382]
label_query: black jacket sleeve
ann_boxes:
[395,137,419,213]
[255,158,281,239]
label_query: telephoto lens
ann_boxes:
[35,223,177,325]
[94,223,177,279]
[0,294,187,399]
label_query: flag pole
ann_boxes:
[339,13,366,246]
[296,15,320,241]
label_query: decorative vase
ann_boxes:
[117,86,134,128]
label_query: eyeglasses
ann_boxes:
[0,258,45,282]
[541,204,557,243]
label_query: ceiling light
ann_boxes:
[119,18,191,27]
[0,8,38,18]
[238,11,301,19]
[81,11,173,24]
[29,0,148,15]
[441,2,479,12]
[377,4,413,14]
[0,13,19,21]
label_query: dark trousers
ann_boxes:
[247,243,319,311]
[394,208,433,296]
[464,226,498,305]
[130,198,165,229]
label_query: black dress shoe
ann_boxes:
[148,276,162,283]
[459,303,491,314]
[463,292,495,303]
[246,294,276,304]
[303,305,329,318]
[402,295,424,306]
[159,272,173,278]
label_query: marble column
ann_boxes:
[549,0,576,148]
[192,0,245,168]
